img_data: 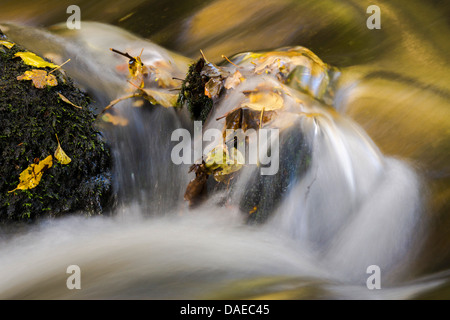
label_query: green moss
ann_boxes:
[177,58,213,122]
[0,32,114,223]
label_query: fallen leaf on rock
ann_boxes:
[54,134,72,165]
[218,107,276,135]
[0,40,14,49]
[17,69,58,89]
[184,162,209,206]
[9,155,53,192]
[57,93,82,109]
[204,77,223,98]
[14,51,59,69]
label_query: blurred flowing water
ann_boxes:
[0,0,449,299]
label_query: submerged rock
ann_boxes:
[0,30,114,222]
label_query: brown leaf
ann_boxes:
[224,70,243,90]
[204,77,223,98]
[17,69,58,89]
[184,163,209,206]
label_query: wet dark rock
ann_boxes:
[0,31,114,222]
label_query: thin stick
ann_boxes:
[221,55,239,68]
[215,107,241,121]
[259,107,265,129]
[49,59,71,74]
[99,93,143,115]
[199,49,208,63]
[127,80,146,94]
[110,48,136,62]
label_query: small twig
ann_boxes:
[110,48,136,62]
[215,106,241,121]
[49,59,71,74]
[259,107,265,129]
[221,54,240,68]
[99,93,143,115]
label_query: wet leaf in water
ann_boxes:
[101,113,129,126]
[204,145,244,182]
[241,91,283,111]
[140,88,179,108]
[111,48,146,88]
[224,70,244,90]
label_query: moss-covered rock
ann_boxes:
[0,30,114,222]
[177,58,213,122]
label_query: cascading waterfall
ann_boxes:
[0,19,443,299]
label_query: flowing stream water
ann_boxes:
[0,0,449,299]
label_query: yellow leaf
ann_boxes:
[241,91,284,111]
[101,113,129,126]
[17,69,58,89]
[54,134,71,165]
[9,155,53,192]
[110,48,146,88]
[0,40,14,49]
[141,89,179,108]
[204,145,244,181]
[14,52,59,69]
[57,93,82,109]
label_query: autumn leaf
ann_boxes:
[224,70,243,90]
[101,113,129,126]
[184,162,209,206]
[54,134,71,165]
[14,52,59,69]
[218,107,276,136]
[204,77,223,98]
[140,88,179,108]
[148,60,181,88]
[204,145,244,182]
[9,155,53,192]
[0,40,14,49]
[17,69,58,89]
[241,91,284,111]
[111,48,146,88]
[200,50,229,78]
[57,93,82,109]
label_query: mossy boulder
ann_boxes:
[177,58,213,122]
[0,31,114,222]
